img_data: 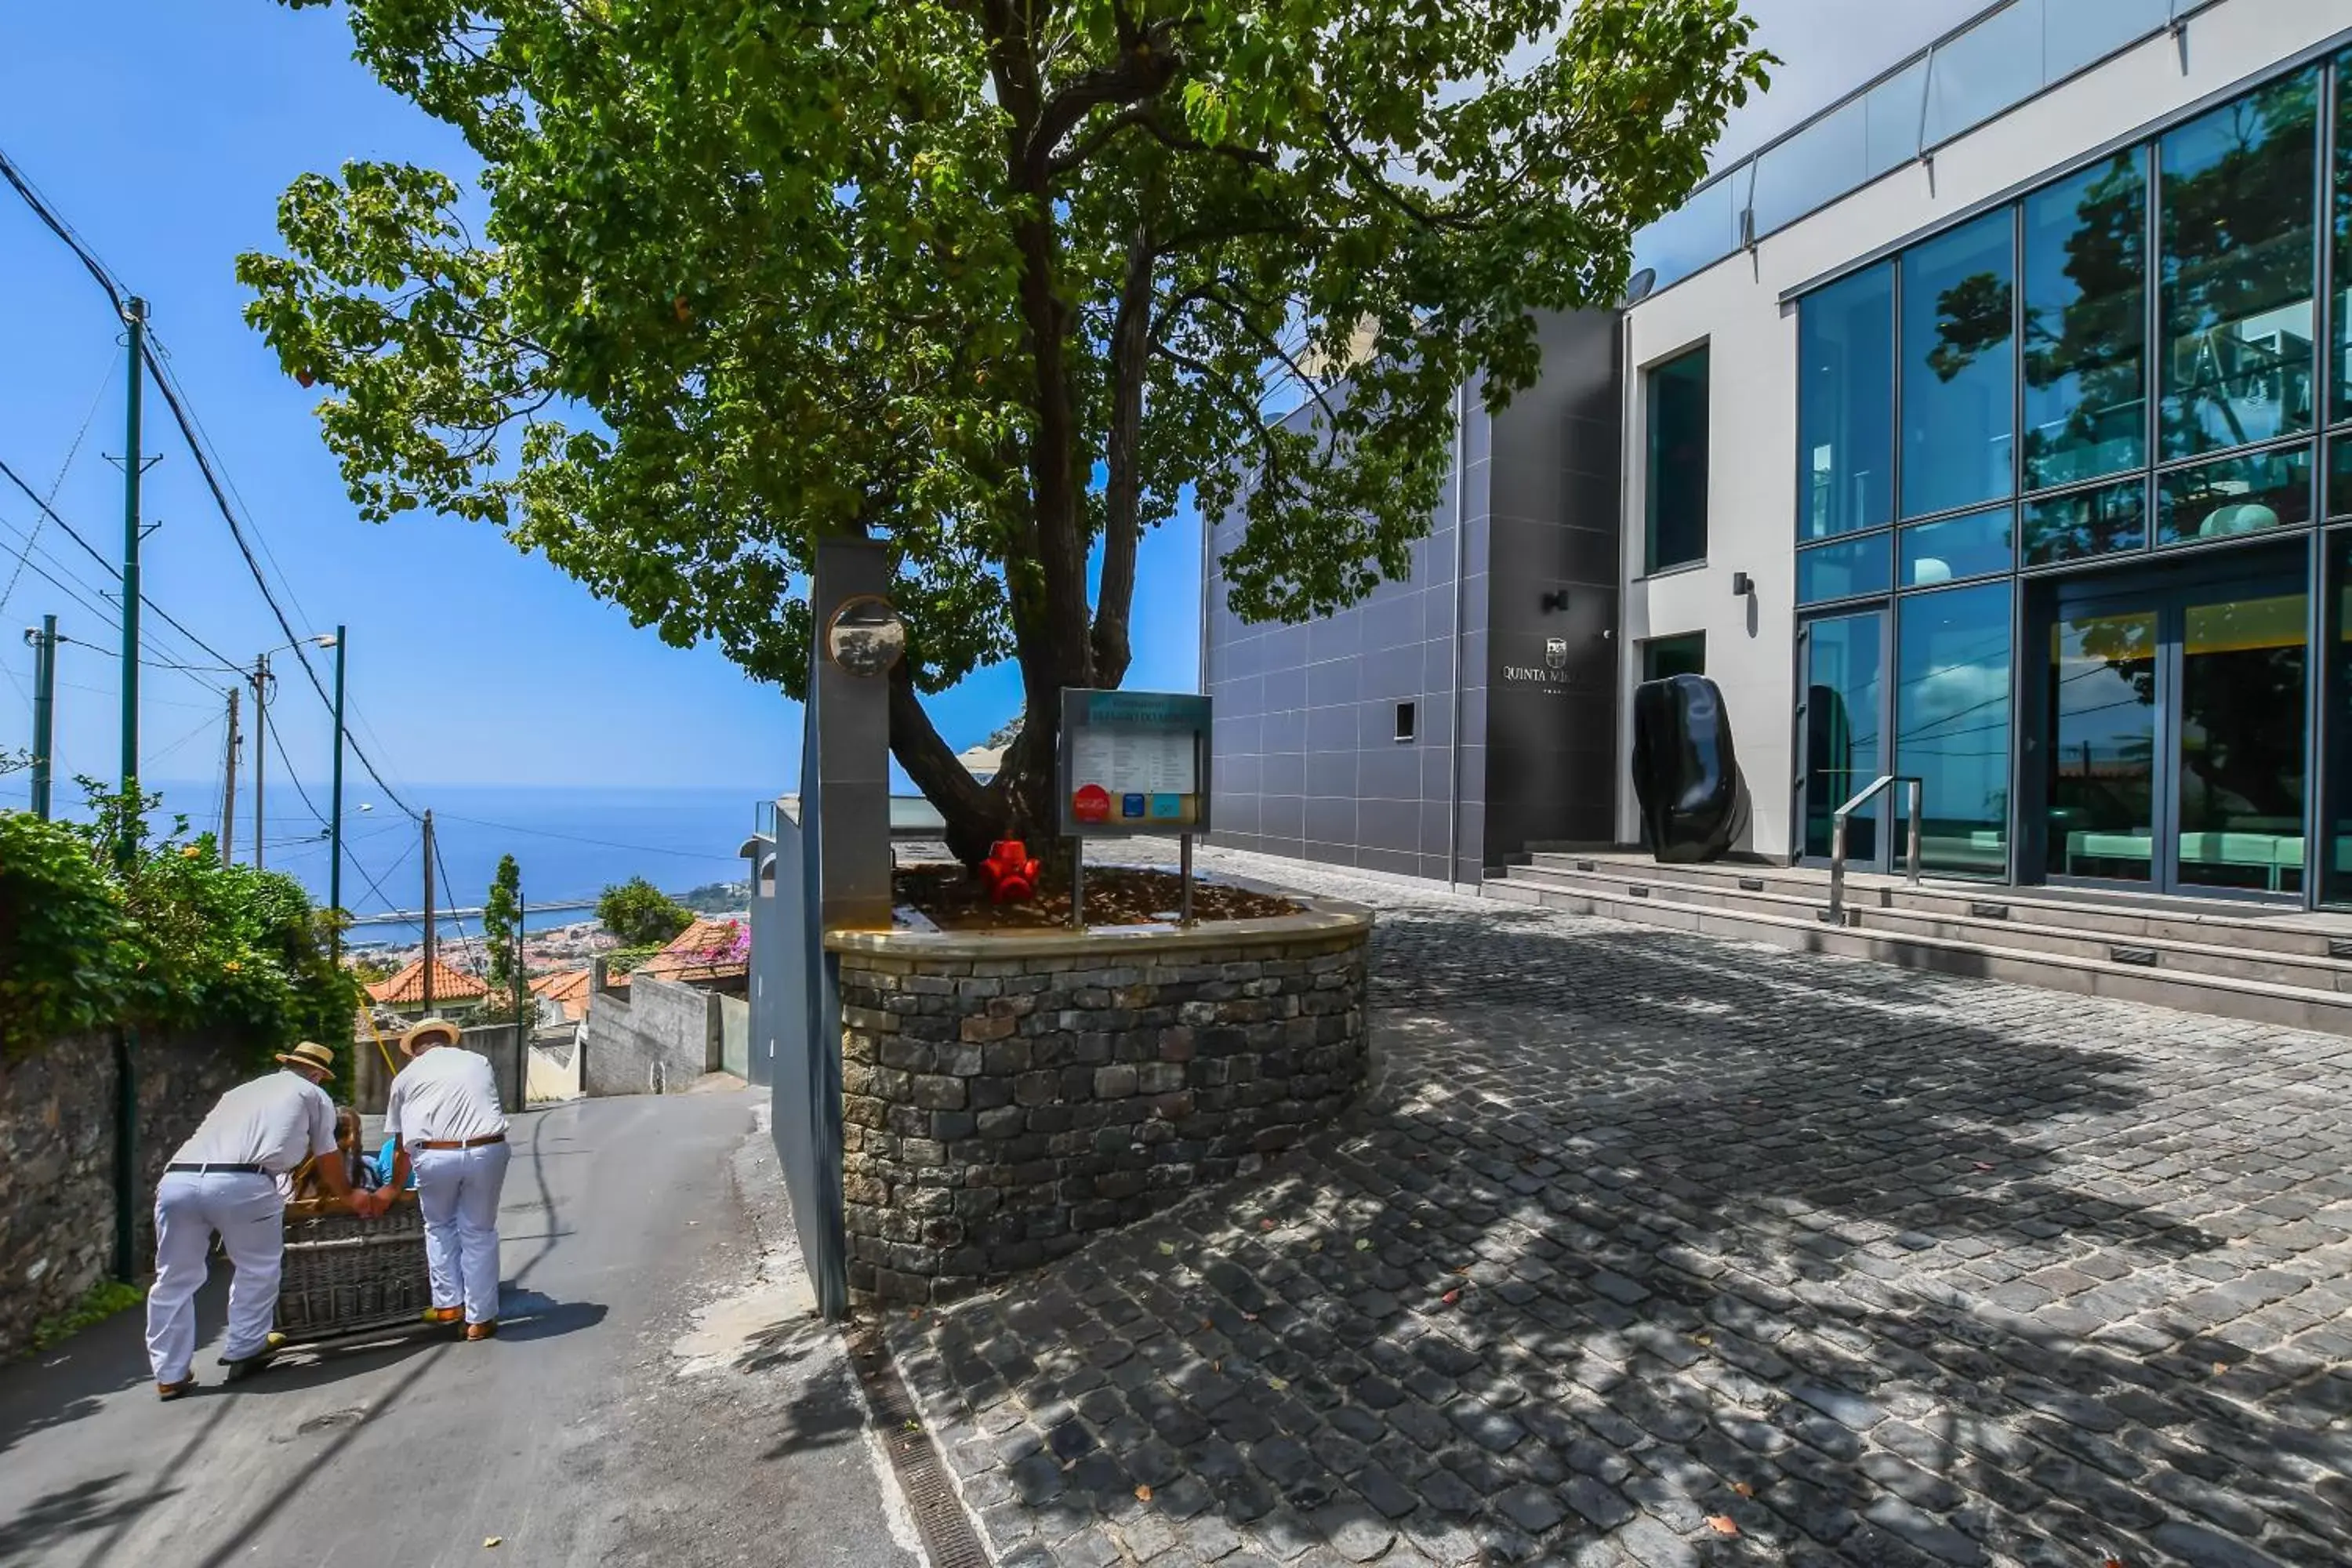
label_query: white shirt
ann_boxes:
[172,1070,337,1174]
[383,1045,509,1148]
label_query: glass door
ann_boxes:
[2048,604,2159,886]
[1798,610,1888,868]
[2041,563,2308,896]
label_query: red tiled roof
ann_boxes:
[631,916,750,983]
[530,967,593,1022]
[363,956,490,1005]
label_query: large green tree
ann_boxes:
[244,0,1767,862]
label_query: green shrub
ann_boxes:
[0,786,359,1067]
[597,875,693,946]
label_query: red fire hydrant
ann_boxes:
[975,839,1040,904]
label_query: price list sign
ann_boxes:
[1058,688,1211,837]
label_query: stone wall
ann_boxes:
[831,902,1372,1306]
[0,1029,249,1358]
[582,968,721,1096]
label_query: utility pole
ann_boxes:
[422,809,437,1015]
[220,684,240,866]
[116,296,146,869]
[250,653,271,869]
[114,295,147,1288]
[328,625,347,960]
[25,615,56,819]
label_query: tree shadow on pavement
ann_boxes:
[0,1261,233,1462]
[887,906,2352,1566]
[0,1472,183,1563]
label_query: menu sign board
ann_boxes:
[1058,688,1212,837]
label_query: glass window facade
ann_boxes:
[1778,54,2352,904]
[1798,267,1894,540]
[1902,506,2013,586]
[1896,583,2013,877]
[1902,210,2016,519]
[2023,153,2146,490]
[1645,347,1710,572]
[2158,71,2319,460]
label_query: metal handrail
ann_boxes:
[1826,775,1924,924]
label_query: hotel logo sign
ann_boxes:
[1501,634,1588,692]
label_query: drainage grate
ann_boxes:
[849,1323,992,1568]
[2331,937,2352,960]
[1627,884,1650,898]
[1737,877,1766,893]
[1969,902,2010,920]
[2110,946,2158,967]
[1575,859,1597,872]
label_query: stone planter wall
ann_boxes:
[830,900,1372,1306]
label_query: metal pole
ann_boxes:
[329,626,347,958]
[27,615,55,819]
[113,297,146,1287]
[1179,833,1195,927]
[1907,779,1924,886]
[220,684,240,866]
[1828,811,1849,924]
[252,654,270,869]
[117,296,145,869]
[422,809,437,1015]
[1069,837,1085,930]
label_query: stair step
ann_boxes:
[1487,876,2352,1036]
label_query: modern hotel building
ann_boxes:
[1203,0,2352,908]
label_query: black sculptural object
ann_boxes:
[1631,673,1749,863]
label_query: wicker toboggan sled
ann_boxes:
[274,1176,434,1345]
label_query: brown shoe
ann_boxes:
[463,1320,499,1341]
[157,1377,196,1401]
[422,1307,463,1326]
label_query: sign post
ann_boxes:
[1058,688,1213,929]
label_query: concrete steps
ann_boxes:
[1486,855,2352,1036]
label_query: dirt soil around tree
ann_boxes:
[896,863,1298,931]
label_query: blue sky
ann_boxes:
[0,0,1973,816]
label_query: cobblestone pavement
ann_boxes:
[884,853,2352,1567]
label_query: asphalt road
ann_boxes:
[0,1090,920,1568]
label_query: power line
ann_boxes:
[0,147,127,310]
[431,810,739,862]
[0,360,111,623]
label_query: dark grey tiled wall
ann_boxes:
[1202,310,1623,883]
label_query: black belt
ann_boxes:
[166,1163,265,1175]
[412,1133,506,1152]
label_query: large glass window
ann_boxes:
[2178,590,2308,892]
[2159,71,2320,459]
[2023,478,2147,565]
[1896,583,2013,877]
[1802,612,1885,860]
[2331,431,2352,520]
[2333,53,2352,431]
[2156,444,2314,546]
[1645,346,1710,572]
[1902,506,2013,586]
[2049,605,2158,884]
[1903,209,2016,520]
[1799,267,1894,540]
[1797,534,1893,606]
[2024,152,2146,490]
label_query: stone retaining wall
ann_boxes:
[0,1030,249,1358]
[830,901,1371,1305]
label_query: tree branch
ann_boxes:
[1091,216,1156,684]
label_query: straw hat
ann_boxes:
[401,1017,463,1056]
[276,1040,336,1076]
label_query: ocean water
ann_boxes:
[141,780,771,946]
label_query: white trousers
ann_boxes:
[146,1170,283,1384]
[414,1142,510,1324]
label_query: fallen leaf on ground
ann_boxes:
[1242,1312,1258,1322]
[1268,1377,1289,1391]
[2213,1361,2230,1374]
[485,1539,503,1550]
[1440,1290,1461,1306]
[1453,1265,1472,1276]
[1260,1219,1277,1231]
[1693,1334,1714,1347]
[1355,1240,1373,1251]
[1157,1241,1176,1255]
[908,1309,922,1321]
[1705,1515,1739,1536]
[1200,1318,1214,1330]
[1732,1481,1755,1498]
[1970,1161,1998,1172]
[1135,1485,1153,1501]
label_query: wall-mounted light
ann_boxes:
[1539,590,1570,614]
[1730,572,1754,598]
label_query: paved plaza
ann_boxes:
[886,855,2352,1567]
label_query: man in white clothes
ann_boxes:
[147,1040,354,1399]
[361,1018,510,1338]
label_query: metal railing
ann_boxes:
[1826,775,1925,925]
